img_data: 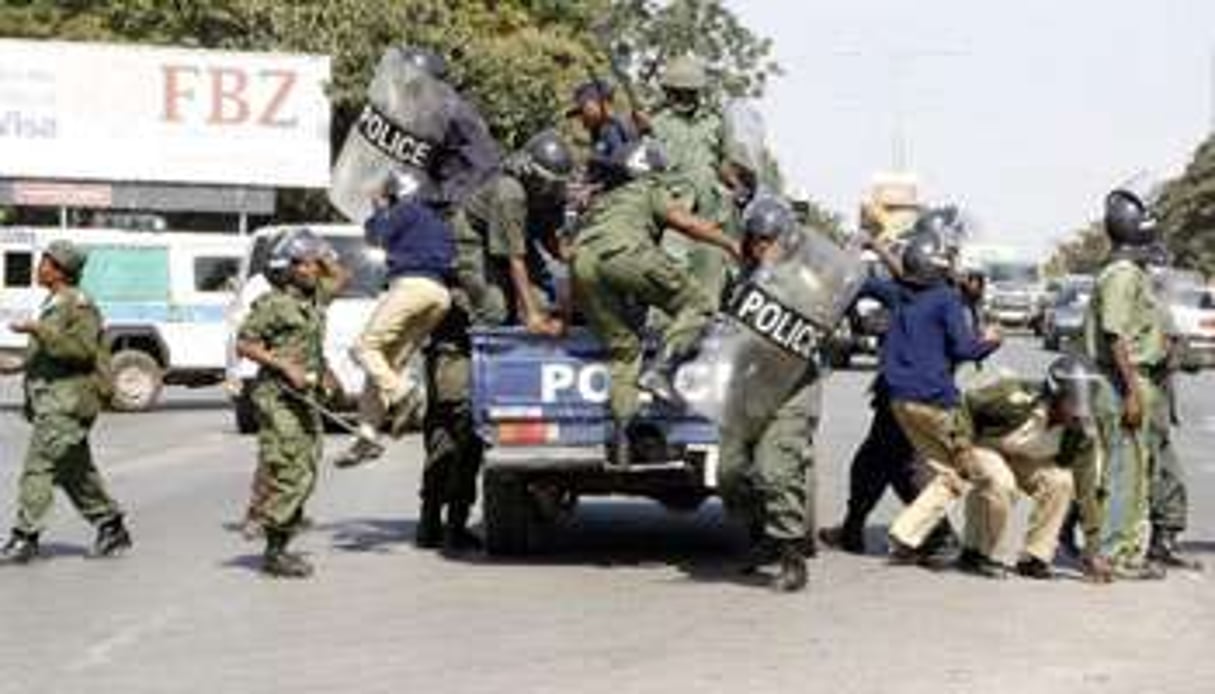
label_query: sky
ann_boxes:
[729,0,1215,255]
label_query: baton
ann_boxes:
[277,382,363,437]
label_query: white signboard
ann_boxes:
[0,39,331,188]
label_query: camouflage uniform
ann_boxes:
[14,287,121,535]
[570,175,714,426]
[718,379,820,543]
[1150,304,1188,540]
[1083,256,1169,568]
[651,107,733,306]
[239,282,328,534]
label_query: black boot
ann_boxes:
[818,523,865,555]
[773,540,808,592]
[740,535,780,575]
[1148,529,1203,571]
[0,530,39,565]
[415,499,443,550]
[955,548,1008,579]
[443,505,483,554]
[262,529,313,579]
[1057,503,1082,560]
[88,515,132,559]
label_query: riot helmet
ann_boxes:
[43,240,88,283]
[1043,354,1104,426]
[521,130,575,185]
[616,138,669,180]
[900,230,954,286]
[398,46,448,80]
[1104,189,1157,248]
[743,196,798,241]
[267,227,330,289]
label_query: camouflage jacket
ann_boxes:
[238,283,327,390]
[23,286,110,422]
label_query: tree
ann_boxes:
[1156,133,1215,277]
[1046,222,1108,276]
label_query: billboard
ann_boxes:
[0,39,331,188]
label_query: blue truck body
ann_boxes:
[470,326,720,554]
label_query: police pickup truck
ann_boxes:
[472,327,719,555]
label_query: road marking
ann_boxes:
[69,607,181,671]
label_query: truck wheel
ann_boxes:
[109,350,164,412]
[233,381,258,434]
[483,468,536,556]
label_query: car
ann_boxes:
[984,260,1044,330]
[223,223,424,434]
[1,226,247,411]
[1165,281,1215,371]
[1041,275,1093,352]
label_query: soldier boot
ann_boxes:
[415,498,444,550]
[262,529,313,579]
[773,540,808,593]
[443,504,483,553]
[88,515,132,559]
[0,529,39,565]
[1147,529,1203,571]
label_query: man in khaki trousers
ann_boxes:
[335,177,455,467]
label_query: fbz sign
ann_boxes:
[0,39,330,188]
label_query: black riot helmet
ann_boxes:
[521,130,575,184]
[399,46,448,80]
[1043,354,1103,425]
[743,196,798,242]
[1104,189,1157,248]
[900,229,954,286]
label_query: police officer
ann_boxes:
[650,54,735,306]
[1081,189,1170,580]
[1143,246,1202,571]
[956,356,1102,580]
[417,131,576,552]
[0,241,131,564]
[717,198,820,592]
[571,139,740,467]
[236,229,346,578]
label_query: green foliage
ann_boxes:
[1156,134,1215,276]
[1046,222,1108,277]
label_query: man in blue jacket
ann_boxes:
[335,172,456,467]
[862,229,1004,573]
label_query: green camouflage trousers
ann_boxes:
[718,382,820,541]
[572,242,714,425]
[1094,374,1160,566]
[16,412,119,534]
[422,303,482,510]
[250,382,321,532]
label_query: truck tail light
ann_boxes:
[496,421,558,446]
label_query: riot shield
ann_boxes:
[329,46,466,223]
[722,99,767,174]
[676,221,868,425]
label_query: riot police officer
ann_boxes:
[1081,189,1172,580]
[571,139,740,467]
[417,130,576,551]
[717,197,821,592]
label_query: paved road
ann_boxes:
[0,338,1211,694]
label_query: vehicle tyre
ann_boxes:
[233,381,258,434]
[108,349,164,412]
[483,468,537,556]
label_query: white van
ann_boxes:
[225,224,423,434]
[0,226,248,411]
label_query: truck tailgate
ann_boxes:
[472,327,717,448]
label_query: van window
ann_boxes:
[194,256,241,293]
[3,251,33,288]
[80,245,170,302]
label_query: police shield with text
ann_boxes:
[329,45,500,223]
